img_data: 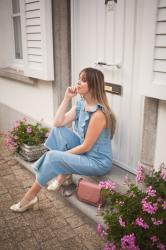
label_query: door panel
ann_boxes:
[71,0,143,173]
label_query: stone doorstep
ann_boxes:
[14,155,135,227]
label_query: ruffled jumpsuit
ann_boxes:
[33,100,112,186]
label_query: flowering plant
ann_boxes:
[97,163,166,250]
[4,118,49,150]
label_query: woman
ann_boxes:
[10,67,116,212]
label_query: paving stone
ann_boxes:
[2,175,20,188]
[33,226,56,242]
[61,237,88,250]
[6,216,29,230]
[0,169,13,177]
[22,179,34,188]
[38,197,61,210]
[8,186,26,196]
[0,239,16,250]
[41,206,62,220]
[0,217,7,229]
[59,206,76,218]
[7,159,18,166]
[0,199,14,210]
[16,237,39,250]
[0,186,8,195]
[11,192,27,202]
[74,224,103,250]
[66,214,85,228]
[28,216,47,230]
[39,238,63,250]
[0,193,13,202]
[10,164,22,171]
[54,225,75,241]
[47,216,67,230]
[2,208,22,220]
[9,226,33,242]
[0,228,11,241]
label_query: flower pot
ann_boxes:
[18,143,47,162]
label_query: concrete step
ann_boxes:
[15,154,136,227]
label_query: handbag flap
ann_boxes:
[76,178,102,205]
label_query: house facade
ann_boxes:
[0,0,166,174]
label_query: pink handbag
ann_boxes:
[76,178,103,207]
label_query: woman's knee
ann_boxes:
[45,150,64,164]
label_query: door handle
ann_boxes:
[95,61,121,69]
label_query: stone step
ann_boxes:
[15,154,136,227]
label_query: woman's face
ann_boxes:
[76,72,89,96]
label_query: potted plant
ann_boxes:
[4,117,49,161]
[97,163,166,250]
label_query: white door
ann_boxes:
[71,0,143,173]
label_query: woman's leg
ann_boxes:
[20,182,41,206]
[10,182,41,212]
[35,127,81,188]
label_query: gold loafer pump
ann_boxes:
[10,196,38,213]
[47,175,72,191]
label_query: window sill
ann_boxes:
[0,67,38,85]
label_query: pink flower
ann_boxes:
[121,233,140,250]
[146,186,156,197]
[103,243,116,250]
[123,174,130,185]
[136,163,144,183]
[150,235,158,243]
[151,218,163,225]
[26,127,32,133]
[99,180,116,191]
[162,201,166,209]
[157,197,163,203]
[96,224,107,240]
[13,121,20,130]
[141,198,158,214]
[161,168,166,181]
[4,135,16,150]
[157,243,166,250]
[135,217,149,229]
[119,217,126,227]
[23,117,27,122]
[97,224,103,234]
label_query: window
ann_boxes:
[12,0,23,60]
[0,0,54,80]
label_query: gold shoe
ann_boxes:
[10,197,38,213]
[47,175,72,191]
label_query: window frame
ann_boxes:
[11,0,24,71]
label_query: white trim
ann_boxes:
[139,0,166,100]
[20,0,54,80]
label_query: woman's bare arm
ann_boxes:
[53,87,77,127]
[67,110,106,154]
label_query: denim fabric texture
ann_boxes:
[33,100,112,186]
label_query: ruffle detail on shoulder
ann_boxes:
[89,103,105,113]
[79,102,105,139]
[79,111,90,139]
[75,99,83,120]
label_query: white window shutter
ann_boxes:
[20,0,54,80]
[139,0,166,100]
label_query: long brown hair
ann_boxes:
[79,67,116,138]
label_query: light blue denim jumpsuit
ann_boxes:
[33,100,112,186]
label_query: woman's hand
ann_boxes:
[64,86,77,100]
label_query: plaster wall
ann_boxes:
[0,77,54,126]
[0,0,13,67]
[154,100,166,170]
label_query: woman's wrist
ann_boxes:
[63,95,72,102]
